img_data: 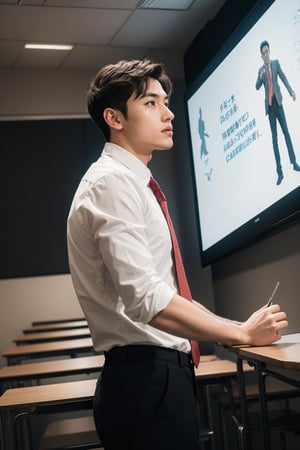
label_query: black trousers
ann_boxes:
[268,97,296,174]
[93,345,202,450]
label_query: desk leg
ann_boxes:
[256,361,271,450]
[204,384,221,450]
[236,358,252,450]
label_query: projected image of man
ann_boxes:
[256,40,300,185]
[198,107,209,159]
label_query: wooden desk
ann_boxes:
[2,338,96,365]
[23,320,88,334]
[196,354,218,363]
[0,355,105,393]
[13,327,91,345]
[227,333,300,450]
[195,358,244,379]
[0,358,231,450]
[0,353,215,383]
[238,333,300,371]
[0,379,97,450]
[0,379,96,410]
[2,343,216,367]
[0,358,229,411]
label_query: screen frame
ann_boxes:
[185,0,300,266]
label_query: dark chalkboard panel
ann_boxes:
[0,118,104,279]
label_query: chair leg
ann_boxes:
[13,411,32,450]
[232,415,245,450]
[198,428,214,450]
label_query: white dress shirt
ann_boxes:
[67,142,190,353]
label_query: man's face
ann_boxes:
[116,78,175,163]
[261,45,270,65]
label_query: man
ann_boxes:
[256,40,300,185]
[67,59,288,450]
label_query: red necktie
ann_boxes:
[266,64,273,106]
[149,177,200,367]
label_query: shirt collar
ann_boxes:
[103,142,152,186]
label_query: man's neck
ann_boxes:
[109,139,152,166]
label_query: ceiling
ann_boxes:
[0,0,225,79]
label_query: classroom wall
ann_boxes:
[0,274,83,366]
[0,68,93,119]
[212,220,300,333]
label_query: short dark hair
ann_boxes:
[86,59,173,141]
[260,40,269,54]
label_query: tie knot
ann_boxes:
[149,177,166,203]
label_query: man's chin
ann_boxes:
[155,141,174,151]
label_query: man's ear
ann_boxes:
[103,108,123,131]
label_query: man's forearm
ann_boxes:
[192,300,242,325]
[149,295,246,345]
[149,294,287,347]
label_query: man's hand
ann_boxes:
[241,303,288,346]
[259,67,265,80]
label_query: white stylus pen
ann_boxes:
[267,281,280,306]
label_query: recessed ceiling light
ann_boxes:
[24,44,73,51]
[138,0,194,10]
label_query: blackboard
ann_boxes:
[0,118,104,278]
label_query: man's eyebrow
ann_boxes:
[142,92,169,101]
